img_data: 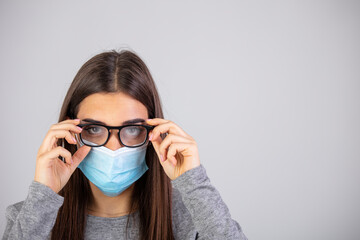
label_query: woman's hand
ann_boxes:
[34,119,91,193]
[146,118,200,180]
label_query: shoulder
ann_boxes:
[5,201,24,222]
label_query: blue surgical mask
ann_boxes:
[77,141,149,197]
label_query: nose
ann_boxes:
[104,129,124,151]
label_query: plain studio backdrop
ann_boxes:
[0,1,359,239]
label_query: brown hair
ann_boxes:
[51,50,174,240]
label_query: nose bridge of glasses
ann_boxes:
[105,128,124,149]
[108,127,121,140]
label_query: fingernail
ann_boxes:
[149,133,153,141]
[160,155,164,162]
[72,136,77,143]
[77,126,83,131]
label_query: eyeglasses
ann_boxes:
[76,123,155,148]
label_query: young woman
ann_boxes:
[3,50,247,240]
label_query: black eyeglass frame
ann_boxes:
[76,123,155,148]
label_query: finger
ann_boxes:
[70,145,91,171]
[166,144,179,166]
[148,131,180,168]
[166,142,194,166]
[146,118,169,140]
[41,146,73,165]
[158,133,194,163]
[160,155,176,169]
[50,122,83,133]
[151,140,176,169]
[58,118,81,125]
[48,129,78,148]
[149,134,162,161]
[149,121,189,142]
[146,118,170,125]
[50,119,82,142]
[40,129,78,154]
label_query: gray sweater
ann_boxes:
[2,165,247,240]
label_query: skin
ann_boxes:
[34,92,200,218]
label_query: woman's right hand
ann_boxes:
[34,119,91,194]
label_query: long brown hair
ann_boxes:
[51,50,174,240]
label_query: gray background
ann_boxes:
[1,1,359,239]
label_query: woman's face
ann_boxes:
[76,92,149,151]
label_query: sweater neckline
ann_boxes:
[86,210,139,222]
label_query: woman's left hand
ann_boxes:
[146,118,200,180]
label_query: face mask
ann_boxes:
[77,141,149,197]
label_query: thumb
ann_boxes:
[150,136,177,173]
[150,137,162,160]
[150,135,174,167]
[71,145,91,170]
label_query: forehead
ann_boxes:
[76,92,148,125]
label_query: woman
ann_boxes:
[3,50,247,240]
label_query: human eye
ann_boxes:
[124,126,142,136]
[84,125,105,135]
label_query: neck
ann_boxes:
[87,181,136,218]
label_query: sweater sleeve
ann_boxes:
[2,181,64,240]
[171,164,247,240]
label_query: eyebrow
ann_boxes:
[81,118,146,125]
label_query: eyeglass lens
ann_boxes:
[80,125,148,147]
